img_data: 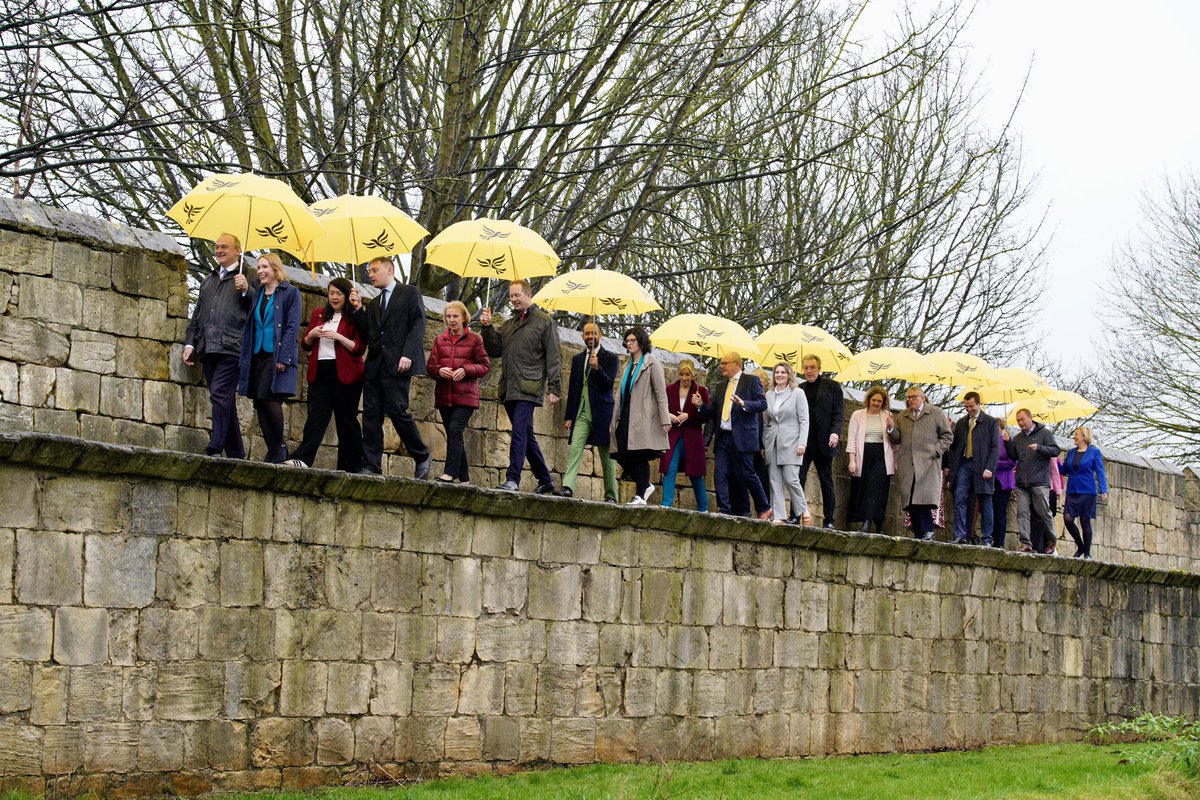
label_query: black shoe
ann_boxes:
[204,447,220,456]
[823,521,836,530]
[917,531,934,541]
[357,467,382,475]
[560,486,574,498]
[785,515,801,525]
[414,456,432,480]
[534,482,562,496]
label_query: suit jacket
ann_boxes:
[764,387,810,467]
[301,307,366,385]
[800,375,845,458]
[946,411,1002,495]
[704,372,768,453]
[563,345,618,448]
[352,282,427,381]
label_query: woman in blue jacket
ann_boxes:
[238,253,302,463]
[1057,426,1108,559]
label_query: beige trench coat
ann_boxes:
[610,353,670,453]
[887,403,953,508]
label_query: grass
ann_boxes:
[193,742,1198,800]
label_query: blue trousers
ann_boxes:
[504,400,552,486]
[953,458,993,544]
[714,431,768,516]
[201,354,245,458]
[661,440,708,512]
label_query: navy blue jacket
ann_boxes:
[237,282,302,397]
[704,372,768,453]
[563,346,618,448]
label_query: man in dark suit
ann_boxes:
[798,355,844,528]
[349,257,431,479]
[946,390,1001,545]
[705,351,771,520]
[561,322,618,500]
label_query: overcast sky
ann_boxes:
[862,0,1200,373]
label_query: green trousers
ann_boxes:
[562,405,618,500]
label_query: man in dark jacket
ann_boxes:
[349,257,431,479]
[1006,408,1061,554]
[561,322,618,501]
[182,233,256,458]
[704,351,771,520]
[481,280,562,493]
[798,355,844,528]
[946,391,1001,545]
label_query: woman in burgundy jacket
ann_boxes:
[288,277,366,471]
[426,301,491,483]
[659,359,710,511]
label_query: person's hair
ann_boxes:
[1015,407,1033,420]
[368,256,394,273]
[510,279,532,296]
[257,252,288,282]
[721,350,742,365]
[218,233,242,250]
[1074,426,1093,444]
[772,362,796,386]
[963,390,982,405]
[322,277,355,320]
[623,326,652,354]
[444,300,470,325]
[753,368,770,387]
[802,354,822,369]
[677,358,696,377]
[864,385,889,408]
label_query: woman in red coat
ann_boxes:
[288,277,366,471]
[659,359,710,511]
[426,301,490,483]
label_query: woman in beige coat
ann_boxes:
[886,385,953,540]
[610,326,671,504]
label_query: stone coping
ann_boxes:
[3,431,1195,589]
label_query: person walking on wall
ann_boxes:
[1006,408,1062,554]
[946,391,1002,546]
[609,326,671,504]
[798,355,844,528]
[561,321,619,501]
[349,256,432,479]
[763,362,812,525]
[846,385,895,533]
[1057,426,1109,559]
[481,279,563,494]
[182,232,257,458]
[705,351,772,520]
[992,421,1017,548]
[426,301,491,484]
[660,359,710,511]
[888,385,953,540]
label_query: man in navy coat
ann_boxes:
[946,390,1001,545]
[705,351,772,519]
[560,322,619,500]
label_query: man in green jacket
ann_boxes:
[481,280,563,493]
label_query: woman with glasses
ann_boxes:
[610,326,671,504]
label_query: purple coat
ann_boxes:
[660,381,710,477]
[995,445,1017,491]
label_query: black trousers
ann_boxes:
[439,406,475,482]
[291,360,363,472]
[991,489,1012,548]
[201,353,245,458]
[798,447,836,524]
[361,372,429,472]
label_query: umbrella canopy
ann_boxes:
[530,269,661,316]
[651,314,762,361]
[957,368,1053,405]
[1004,390,1097,425]
[919,351,998,387]
[754,324,853,372]
[166,172,325,259]
[305,195,429,264]
[425,218,559,280]
[834,347,937,383]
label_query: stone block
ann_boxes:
[83,535,157,608]
[517,718,550,763]
[411,664,460,716]
[394,615,437,661]
[220,540,265,607]
[68,330,118,375]
[224,661,280,720]
[19,363,55,407]
[0,662,32,713]
[623,667,656,717]
[17,530,83,606]
[482,558,528,614]
[682,571,723,626]
[113,417,165,448]
[527,564,582,621]
[0,226,53,274]
[315,718,354,765]
[641,569,683,623]
[370,661,413,716]
[183,720,249,771]
[0,315,69,365]
[252,718,315,767]
[449,557,482,617]
[475,618,546,663]
[640,531,691,569]
[31,666,68,725]
[776,630,820,669]
[326,662,371,715]
[279,660,328,718]
[353,716,395,764]
[33,406,78,436]
[445,717,483,761]
[472,517,513,557]
[0,359,17,404]
[120,664,155,720]
[323,548,371,610]
[0,468,38,530]
[137,608,197,661]
[157,539,219,608]
[68,666,122,721]
[371,550,421,612]
[394,717,445,763]
[157,663,224,720]
[99,375,145,419]
[130,481,178,536]
[723,574,754,626]
[361,613,396,660]
[406,510,472,555]
[0,532,9,606]
[53,607,109,665]
[666,626,709,670]
[541,522,601,565]
[42,725,84,775]
[114,337,170,381]
[143,380,184,424]
[139,722,185,772]
[483,717,519,761]
[19,275,82,325]
[53,240,111,287]
[437,617,475,663]
[0,725,42,775]
[546,621,600,666]
[53,368,101,412]
[137,297,171,340]
[550,718,595,764]
[197,607,273,660]
[361,505,405,549]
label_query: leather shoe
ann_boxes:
[357,467,382,476]
[917,531,934,541]
[534,482,561,496]
[560,486,574,498]
[497,480,519,491]
[414,456,432,480]
[785,515,801,525]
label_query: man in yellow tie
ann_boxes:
[704,351,772,520]
[946,390,1001,545]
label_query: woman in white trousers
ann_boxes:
[763,362,811,525]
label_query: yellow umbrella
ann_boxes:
[530,269,661,316]
[425,218,559,280]
[166,172,325,260]
[651,314,762,361]
[957,368,1053,405]
[305,195,429,265]
[1005,391,1097,425]
[755,324,853,372]
[834,347,937,383]
[919,351,998,387]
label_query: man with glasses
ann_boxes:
[888,385,953,540]
[704,351,772,520]
[349,256,431,479]
[481,280,563,494]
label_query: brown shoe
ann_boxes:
[757,510,773,521]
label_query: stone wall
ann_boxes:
[0,197,1197,572]
[0,431,1197,797]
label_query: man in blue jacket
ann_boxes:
[705,351,771,520]
[561,322,618,501]
[946,391,1002,545]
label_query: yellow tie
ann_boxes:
[722,380,735,423]
[966,416,975,458]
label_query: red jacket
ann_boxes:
[426,329,490,408]
[301,307,366,385]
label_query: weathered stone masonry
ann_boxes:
[0,432,1197,796]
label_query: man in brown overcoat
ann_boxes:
[887,385,954,539]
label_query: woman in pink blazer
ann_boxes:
[846,385,896,533]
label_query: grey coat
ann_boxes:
[481,306,562,405]
[1006,422,1061,487]
[887,403,954,507]
[763,388,810,467]
[610,353,670,453]
[185,265,258,358]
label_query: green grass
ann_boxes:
[210,742,1198,800]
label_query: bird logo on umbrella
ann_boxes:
[363,230,394,250]
[182,203,204,224]
[207,179,240,190]
[599,297,628,310]
[697,325,723,339]
[868,361,891,374]
[480,226,510,240]
[562,280,589,293]
[255,220,288,243]
[478,254,507,274]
